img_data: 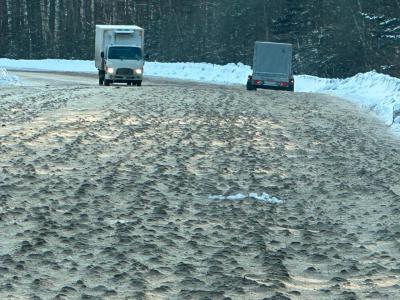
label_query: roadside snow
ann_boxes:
[0,59,96,74]
[1,58,399,132]
[0,58,251,85]
[295,72,400,127]
[0,68,19,85]
[209,192,283,204]
[145,62,251,85]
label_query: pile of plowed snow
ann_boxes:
[0,68,19,85]
[1,58,399,130]
[296,72,400,126]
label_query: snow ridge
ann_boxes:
[295,71,400,126]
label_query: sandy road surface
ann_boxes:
[1,72,400,299]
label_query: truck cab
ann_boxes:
[95,25,145,86]
[102,45,144,86]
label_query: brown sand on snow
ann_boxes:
[1,73,400,299]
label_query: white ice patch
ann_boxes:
[209,192,283,204]
[0,68,19,85]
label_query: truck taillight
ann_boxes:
[255,80,261,85]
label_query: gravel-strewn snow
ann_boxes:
[1,58,399,132]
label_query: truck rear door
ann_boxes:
[253,42,292,84]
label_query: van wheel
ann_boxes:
[137,81,142,87]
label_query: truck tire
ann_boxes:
[98,70,105,86]
[246,80,255,91]
[136,81,142,87]
[104,80,111,86]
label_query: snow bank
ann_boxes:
[296,71,400,126]
[0,58,251,85]
[0,58,96,73]
[1,58,399,131]
[209,192,283,204]
[0,68,20,86]
[145,62,251,85]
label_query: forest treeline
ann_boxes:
[0,0,399,77]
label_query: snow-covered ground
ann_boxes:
[1,58,399,132]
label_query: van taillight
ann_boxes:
[280,82,289,87]
[255,80,261,85]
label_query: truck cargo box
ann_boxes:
[247,41,294,91]
[95,25,145,86]
[95,25,144,69]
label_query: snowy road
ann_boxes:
[1,71,400,299]
[11,70,218,88]
[10,70,98,86]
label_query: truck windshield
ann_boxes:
[108,47,142,60]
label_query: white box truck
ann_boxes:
[247,42,294,91]
[95,25,146,86]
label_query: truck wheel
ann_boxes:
[104,80,111,86]
[98,70,105,86]
[246,80,255,91]
[137,81,142,87]
[247,84,256,91]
